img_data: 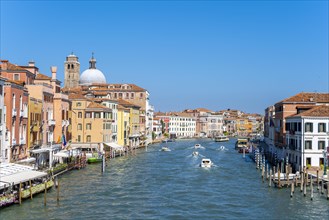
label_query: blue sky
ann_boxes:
[1,1,328,114]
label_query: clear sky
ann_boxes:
[1,0,328,114]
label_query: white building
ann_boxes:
[0,78,6,163]
[168,113,196,138]
[285,105,329,170]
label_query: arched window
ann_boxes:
[71,64,74,69]
[67,64,70,69]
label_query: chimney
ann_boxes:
[28,61,35,67]
[51,66,57,80]
[1,60,8,70]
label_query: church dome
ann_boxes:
[79,55,107,85]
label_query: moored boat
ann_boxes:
[235,138,248,150]
[192,151,199,156]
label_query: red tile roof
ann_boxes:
[35,73,51,80]
[279,92,329,104]
[289,105,329,117]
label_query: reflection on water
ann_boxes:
[1,139,329,219]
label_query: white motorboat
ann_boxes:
[192,151,199,156]
[161,146,171,151]
[200,158,213,168]
[194,144,202,149]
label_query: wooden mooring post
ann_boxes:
[55,177,60,202]
[269,169,272,187]
[19,182,22,205]
[316,170,319,190]
[327,182,329,200]
[290,177,295,198]
[29,180,32,200]
[300,171,304,192]
[278,167,281,188]
[44,181,47,206]
[310,176,314,201]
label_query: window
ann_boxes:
[318,141,325,150]
[119,93,122,98]
[306,157,311,166]
[77,135,81,142]
[76,102,81,107]
[86,123,91,130]
[140,93,143,98]
[305,123,313,132]
[114,93,117,98]
[94,112,101,118]
[305,141,312,150]
[78,112,82,118]
[77,123,82,130]
[14,74,20,80]
[85,112,91,118]
[131,93,134,99]
[318,123,326,132]
[87,135,91,142]
[67,64,70,69]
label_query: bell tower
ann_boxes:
[64,53,80,88]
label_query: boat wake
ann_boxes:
[217,146,228,151]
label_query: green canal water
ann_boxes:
[1,139,329,219]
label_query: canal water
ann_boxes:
[1,139,329,219]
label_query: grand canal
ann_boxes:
[1,139,329,219]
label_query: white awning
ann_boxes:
[70,143,100,149]
[53,151,70,158]
[0,170,47,189]
[16,157,36,164]
[0,163,47,190]
[104,142,124,151]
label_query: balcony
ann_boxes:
[48,119,56,126]
[20,138,26,145]
[20,109,28,118]
[12,109,17,117]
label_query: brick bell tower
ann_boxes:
[64,53,80,88]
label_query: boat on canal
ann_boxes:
[161,146,171,151]
[214,135,229,142]
[200,158,213,168]
[194,144,202,149]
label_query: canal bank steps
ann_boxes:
[250,141,329,200]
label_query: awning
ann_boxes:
[70,143,100,149]
[53,151,70,158]
[0,163,47,190]
[16,157,36,164]
[103,142,124,151]
[0,170,47,189]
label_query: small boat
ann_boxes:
[161,146,171,151]
[87,157,103,163]
[214,135,229,142]
[192,151,199,156]
[272,172,299,181]
[200,158,213,168]
[194,144,202,149]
